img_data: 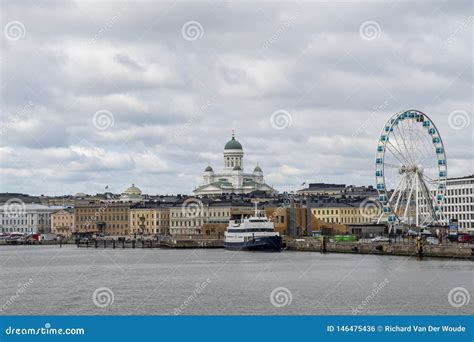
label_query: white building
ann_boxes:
[0,203,65,234]
[442,175,474,229]
[193,133,277,196]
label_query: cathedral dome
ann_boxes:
[204,165,214,172]
[123,184,142,196]
[253,165,262,172]
[224,134,243,150]
[233,165,242,171]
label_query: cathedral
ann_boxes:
[193,133,277,196]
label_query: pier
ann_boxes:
[75,238,224,249]
[286,239,474,259]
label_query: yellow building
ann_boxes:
[310,201,381,225]
[129,204,170,236]
[51,208,75,237]
[169,200,254,236]
[75,202,130,236]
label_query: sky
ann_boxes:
[0,0,472,196]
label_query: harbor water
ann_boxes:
[0,245,472,315]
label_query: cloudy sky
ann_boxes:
[1,0,472,196]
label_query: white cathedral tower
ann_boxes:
[193,132,277,196]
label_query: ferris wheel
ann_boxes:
[375,110,448,229]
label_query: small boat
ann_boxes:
[224,203,282,252]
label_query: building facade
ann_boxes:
[74,202,130,236]
[0,204,65,234]
[51,208,75,237]
[169,199,254,236]
[193,133,277,196]
[310,201,381,225]
[442,175,474,229]
[129,204,170,236]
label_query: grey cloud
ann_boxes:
[0,0,472,195]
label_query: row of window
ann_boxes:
[131,213,169,219]
[312,209,378,215]
[77,215,127,222]
[76,207,128,213]
[445,188,473,196]
[169,211,230,218]
[444,197,473,204]
[227,228,274,233]
[130,220,169,227]
[319,216,372,224]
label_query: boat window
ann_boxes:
[228,228,274,233]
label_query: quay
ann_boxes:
[2,238,473,259]
[285,239,474,260]
[75,237,223,249]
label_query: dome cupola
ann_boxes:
[224,131,243,150]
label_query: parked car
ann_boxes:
[457,234,471,243]
[371,236,390,243]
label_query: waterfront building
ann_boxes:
[51,208,75,237]
[169,199,254,236]
[309,200,381,225]
[129,204,171,236]
[193,133,277,196]
[74,202,130,236]
[0,203,65,234]
[442,175,474,229]
[263,201,311,236]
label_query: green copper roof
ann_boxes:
[233,165,242,171]
[205,165,213,172]
[254,165,262,172]
[224,135,243,150]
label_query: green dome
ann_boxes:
[205,165,213,172]
[233,165,242,171]
[224,135,243,150]
[254,165,262,172]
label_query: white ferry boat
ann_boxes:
[224,203,283,252]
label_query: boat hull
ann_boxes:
[224,235,283,252]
